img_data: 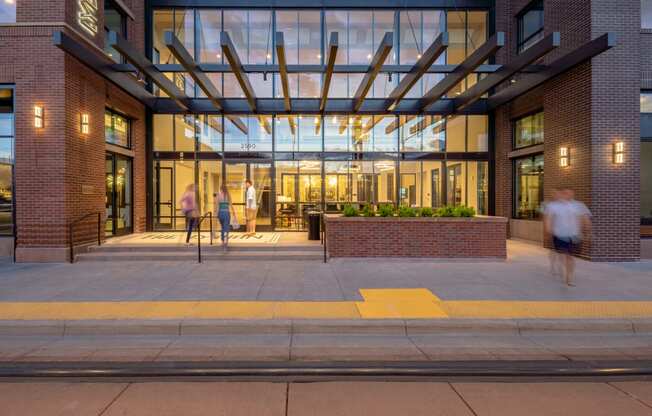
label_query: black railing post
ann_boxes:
[209,213,213,246]
[323,214,327,264]
[97,212,101,246]
[197,216,202,264]
[69,222,74,264]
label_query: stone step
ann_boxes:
[76,250,324,262]
[90,244,323,253]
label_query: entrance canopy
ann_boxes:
[54,30,614,118]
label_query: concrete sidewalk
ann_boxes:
[2,241,651,303]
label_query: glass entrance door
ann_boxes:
[225,162,273,231]
[105,152,133,236]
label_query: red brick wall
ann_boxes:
[325,216,507,258]
[1,1,146,261]
[494,0,641,261]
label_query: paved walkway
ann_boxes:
[3,381,652,415]
[1,241,651,319]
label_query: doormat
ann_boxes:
[228,233,281,244]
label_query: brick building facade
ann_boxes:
[0,0,647,262]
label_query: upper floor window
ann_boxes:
[0,87,14,236]
[0,0,16,24]
[517,0,544,53]
[105,0,127,63]
[643,0,652,28]
[514,111,544,149]
[642,92,652,139]
[105,109,130,148]
[642,92,652,113]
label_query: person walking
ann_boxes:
[245,179,257,236]
[215,185,237,251]
[179,184,198,246]
[543,188,592,286]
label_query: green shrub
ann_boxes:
[398,206,417,217]
[435,206,455,217]
[420,207,434,217]
[453,205,476,217]
[361,204,375,217]
[434,205,476,217]
[378,204,395,217]
[342,204,359,217]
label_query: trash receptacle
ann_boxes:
[307,211,321,241]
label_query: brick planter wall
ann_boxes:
[324,215,508,259]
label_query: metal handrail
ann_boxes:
[69,212,103,263]
[196,212,213,263]
[322,213,327,263]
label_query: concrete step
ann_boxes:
[76,250,324,262]
[89,244,323,253]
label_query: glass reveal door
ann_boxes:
[225,162,273,231]
[105,153,133,236]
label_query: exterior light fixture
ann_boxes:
[80,113,90,135]
[34,105,44,129]
[560,146,570,167]
[417,54,422,59]
[613,141,625,164]
[317,54,322,59]
[367,54,372,60]
[332,116,337,123]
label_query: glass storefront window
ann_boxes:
[105,109,130,148]
[197,161,223,218]
[468,115,489,152]
[175,115,196,152]
[446,115,466,152]
[198,115,222,152]
[198,10,222,63]
[514,111,544,149]
[0,0,16,24]
[0,88,13,236]
[514,154,544,220]
[224,116,272,152]
[642,142,652,224]
[644,0,652,29]
[153,10,174,64]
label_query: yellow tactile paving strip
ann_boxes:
[2,289,652,320]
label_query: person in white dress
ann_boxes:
[245,179,257,236]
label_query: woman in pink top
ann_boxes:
[179,184,198,245]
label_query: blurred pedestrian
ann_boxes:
[179,184,198,246]
[543,189,592,286]
[214,185,237,251]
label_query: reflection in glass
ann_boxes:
[153,10,174,64]
[642,142,652,223]
[0,0,16,24]
[514,155,544,219]
[198,10,222,63]
[514,112,544,149]
[0,88,13,236]
[224,116,272,152]
[105,109,130,148]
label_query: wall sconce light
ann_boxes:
[613,141,624,164]
[34,105,44,129]
[560,146,570,167]
[80,113,90,135]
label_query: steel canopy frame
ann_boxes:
[320,32,339,112]
[452,32,560,113]
[107,31,189,111]
[352,32,394,112]
[53,31,157,107]
[385,32,448,111]
[486,33,616,110]
[418,32,505,111]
